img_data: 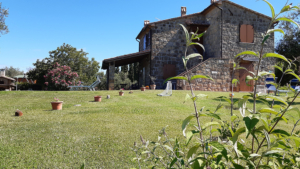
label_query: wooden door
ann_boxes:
[239,62,254,92]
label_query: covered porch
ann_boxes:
[101,50,151,90]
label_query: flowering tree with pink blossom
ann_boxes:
[44,62,81,90]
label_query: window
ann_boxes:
[240,24,254,43]
[163,64,176,79]
[0,80,4,84]
[143,32,151,50]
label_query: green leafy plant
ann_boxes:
[132,1,300,168]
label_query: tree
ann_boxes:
[44,62,81,90]
[121,65,128,73]
[48,43,100,84]
[27,58,53,87]
[0,3,9,36]
[275,7,300,85]
[128,63,134,82]
[28,43,101,87]
[3,66,24,77]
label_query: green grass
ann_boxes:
[0,90,299,168]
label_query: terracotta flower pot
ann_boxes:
[150,85,156,90]
[119,92,124,96]
[141,87,146,91]
[94,96,102,102]
[51,101,63,110]
[15,110,23,116]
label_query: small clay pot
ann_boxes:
[141,87,146,91]
[150,85,156,90]
[15,110,23,116]
[119,92,124,96]
[94,96,102,102]
[51,101,63,110]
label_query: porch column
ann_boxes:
[107,61,115,90]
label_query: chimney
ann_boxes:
[181,7,186,17]
[144,20,150,26]
[211,0,218,3]
[0,69,5,76]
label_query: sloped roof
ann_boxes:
[0,75,16,81]
[136,0,272,40]
[102,50,151,69]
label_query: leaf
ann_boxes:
[264,150,284,156]
[209,141,225,151]
[238,97,248,117]
[284,69,294,73]
[182,57,187,69]
[270,129,290,136]
[266,95,288,106]
[246,75,255,84]
[189,42,205,52]
[163,76,188,84]
[194,31,205,40]
[273,65,283,73]
[262,34,270,45]
[258,71,275,79]
[202,122,220,130]
[263,0,275,19]
[259,108,280,115]
[275,17,300,30]
[235,51,258,58]
[263,53,288,63]
[287,107,300,118]
[280,5,291,13]
[187,144,200,159]
[231,114,238,122]
[196,94,208,99]
[232,162,244,169]
[186,53,202,60]
[182,115,194,137]
[287,72,300,81]
[232,127,246,144]
[170,158,177,168]
[199,113,221,120]
[244,117,259,138]
[179,24,190,44]
[184,94,191,103]
[191,75,214,81]
[263,129,271,149]
[232,79,239,86]
[221,149,228,161]
[267,29,285,35]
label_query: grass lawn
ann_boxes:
[0,90,299,168]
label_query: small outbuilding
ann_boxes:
[0,69,16,91]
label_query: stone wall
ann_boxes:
[177,58,232,91]
[150,14,213,88]
[221,1,274,58]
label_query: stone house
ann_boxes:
[101,0,275,92]
[0,69,16,91]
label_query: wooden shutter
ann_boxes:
[246,25,254,43]
[240,25,247,42]
[163,64,176,79]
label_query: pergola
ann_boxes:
[101,50,151,90]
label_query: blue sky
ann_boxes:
[0,0,298,72]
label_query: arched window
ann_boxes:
[240,24,254,43]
